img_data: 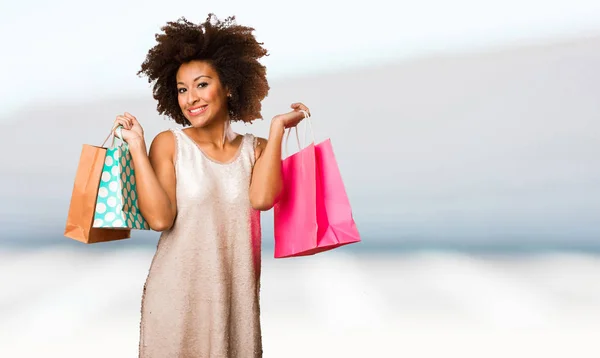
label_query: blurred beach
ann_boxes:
[1,243,600,358]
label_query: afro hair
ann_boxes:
[138,14,270,125]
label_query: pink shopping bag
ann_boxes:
[273,113,361,258]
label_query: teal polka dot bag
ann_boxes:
[92,126,150,230]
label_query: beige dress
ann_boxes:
[139,128,262,358]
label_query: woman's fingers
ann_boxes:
[123,112,137,122]
[291,102,310,116]
[115,116,132,130]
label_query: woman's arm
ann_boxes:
[249,121,285,211]
[129,132,177,231]
[249,102,311,211]
[114,113,177,231]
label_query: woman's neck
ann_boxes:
[186,116,236,148]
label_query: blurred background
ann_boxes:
[1,0,600,357]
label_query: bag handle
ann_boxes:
[100,124,126,149]
[284,110,314,158]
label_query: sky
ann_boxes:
[2,0,600,117]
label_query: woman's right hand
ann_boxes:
[114,112,145,144]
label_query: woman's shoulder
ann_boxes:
[149,130,177,155]
[239,132,266,146]
[152,129,177,143]
[240,133,267,160]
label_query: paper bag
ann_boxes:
[273,114,361,258]
[64,142,131,244]
[92,134,149,230]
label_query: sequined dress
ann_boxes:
[139,128,262,358]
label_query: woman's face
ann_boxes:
[176,60,229,127]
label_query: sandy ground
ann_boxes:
[1,247,599,357]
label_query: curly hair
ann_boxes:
[138,14,270,125]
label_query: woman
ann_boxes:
[113,15,311,358]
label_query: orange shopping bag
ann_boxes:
[64,129,131,243]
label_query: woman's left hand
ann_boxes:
[272,102,311,129]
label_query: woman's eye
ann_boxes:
[198,82,208,88]
[178,88,186,94]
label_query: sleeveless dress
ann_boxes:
[139,128,262,358]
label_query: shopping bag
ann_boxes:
[64,127,131,244]
[92,126,150,230]
[273,112,361,258]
